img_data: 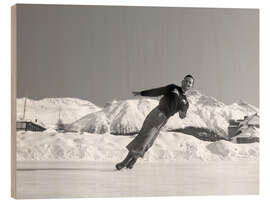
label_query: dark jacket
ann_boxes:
[140,84,189,118]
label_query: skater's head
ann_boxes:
[181,75,194,92]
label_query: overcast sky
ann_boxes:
[16,5,259,107]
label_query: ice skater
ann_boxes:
[115,74,194,170]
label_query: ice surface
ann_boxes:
[16,161,259,198]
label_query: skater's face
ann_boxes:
[182,77,194,92]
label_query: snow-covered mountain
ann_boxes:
[67,111,110,134]
[17,91,259,138]
[16,97,101,129]
[69,98,159,134]
[68,90,259,137]
[166,90,259,136]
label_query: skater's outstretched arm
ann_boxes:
[133,84,175,97]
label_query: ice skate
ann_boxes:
[126,157,137,169]
[115,152,133,170]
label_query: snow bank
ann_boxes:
[206,140,259,160]
[16,131,259,161]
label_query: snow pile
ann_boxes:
[16,131,259,161]
[206,140,259,160]
[17,98,101,129]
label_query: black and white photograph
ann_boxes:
[12,4,259,199]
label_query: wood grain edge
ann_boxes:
[11,4,17,199]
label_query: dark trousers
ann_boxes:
[126,106,168,158]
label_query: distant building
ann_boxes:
[236,136,259,144]
[228,113,259,143]
[16,97,47,132]
[16,121,46,132]
[228,120,241,138]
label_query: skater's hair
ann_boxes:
[184,74,194,81]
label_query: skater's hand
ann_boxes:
[180,98,187,105]
[179,110,186,119]
[132,91,141,96]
